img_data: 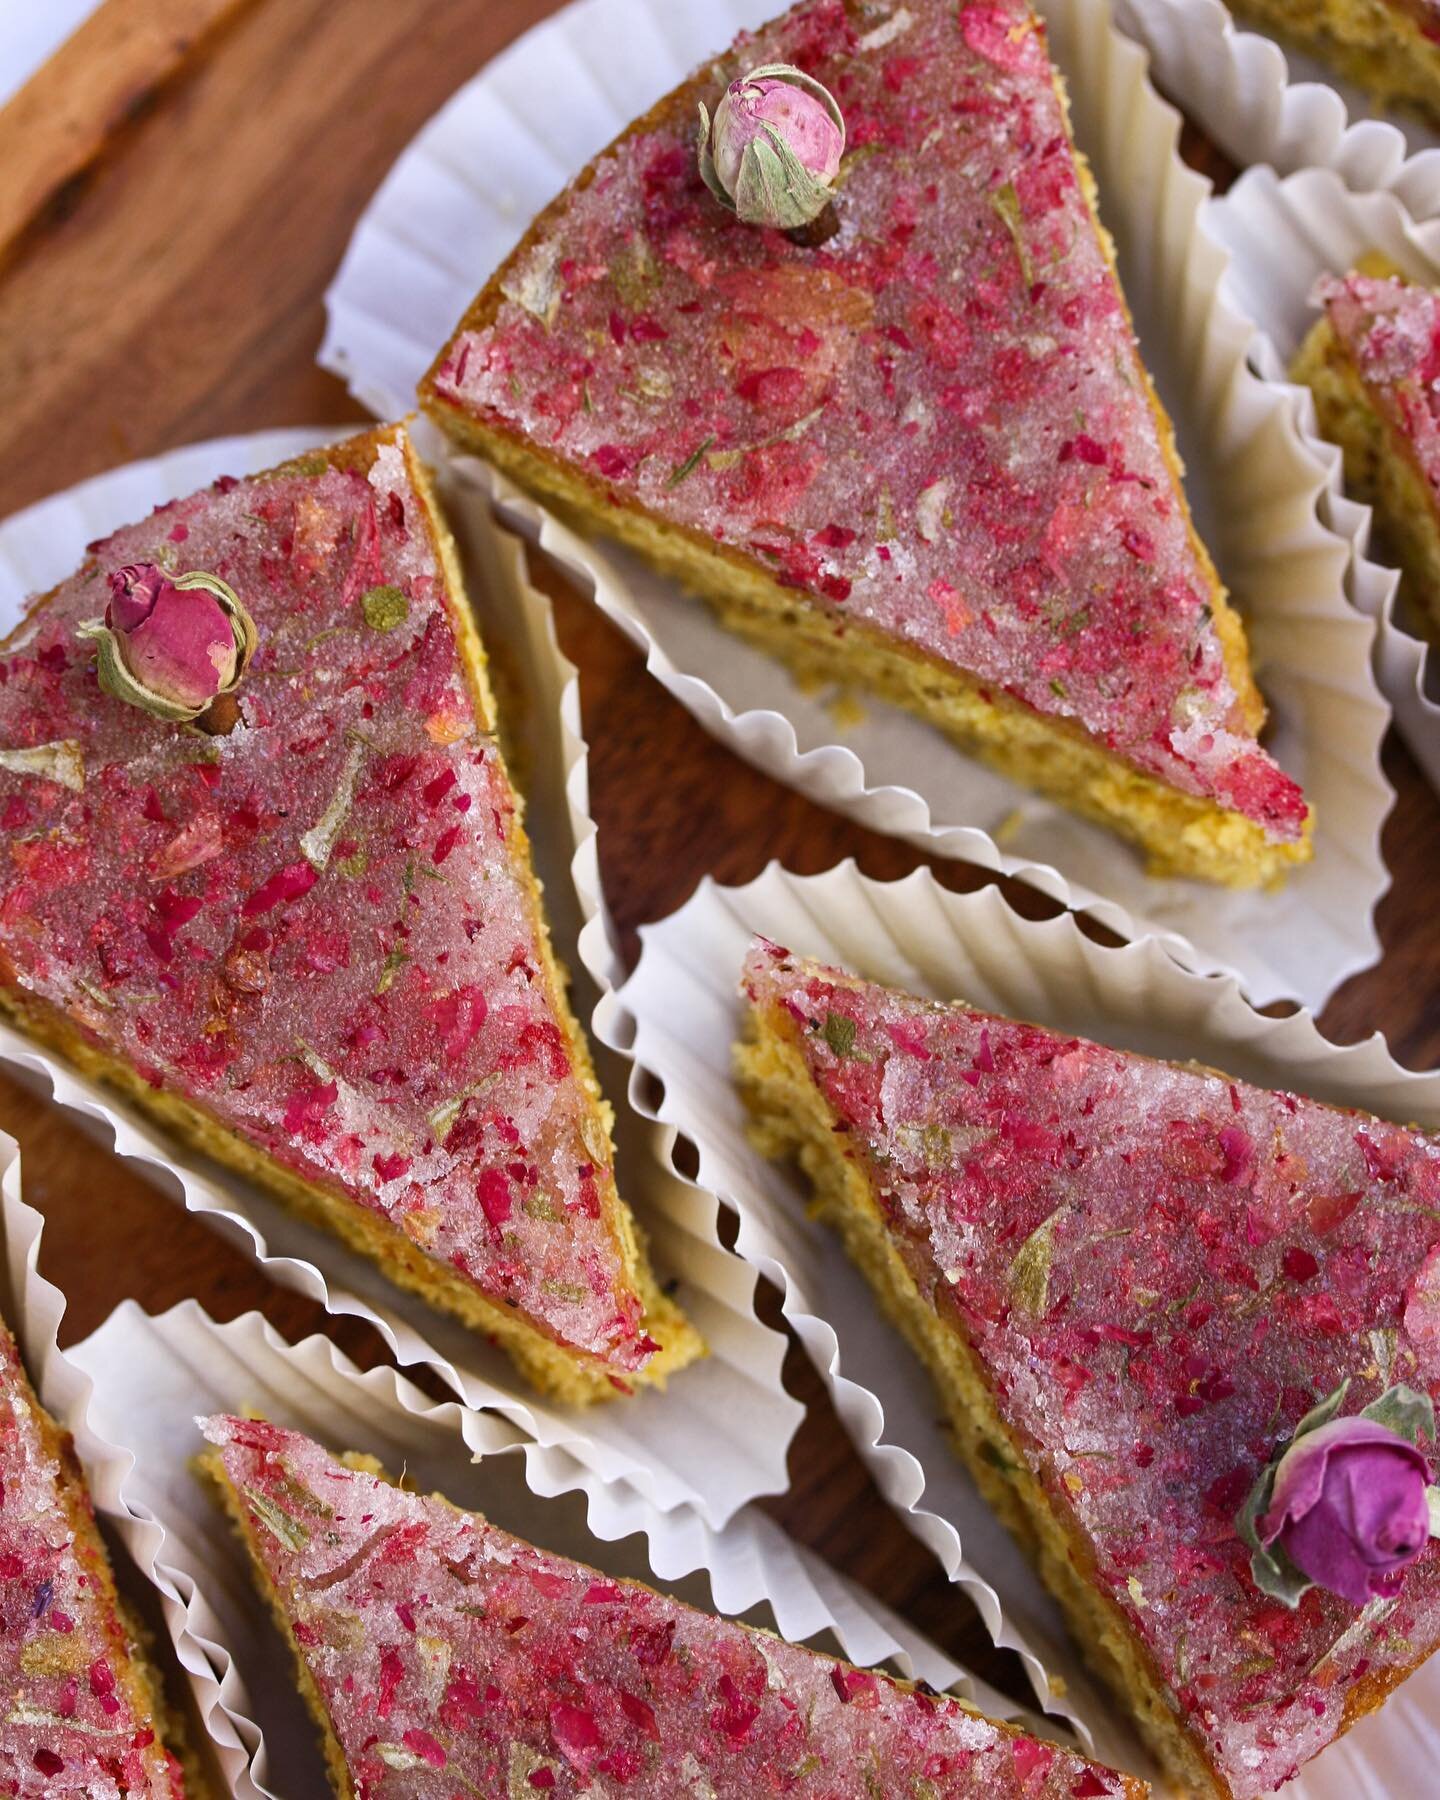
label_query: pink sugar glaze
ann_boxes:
[742,938,1440,1796]
[202,1414,1136,1798]
[432,0,1307,842]
[1318,270,1440,503]
[0,431,654,1377]
[0,1325,184,1796]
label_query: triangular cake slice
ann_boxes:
[1293,266,1440,645]
[737,939,1440,1797]
[421,0,1310,887]
[200,1414,1143,1799]
[738,943,1440,1800]
[0,1316,190,1795]
[0,426,699,1402]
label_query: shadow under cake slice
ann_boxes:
[199,1412,1144,1798]
[736,937,1440,1797]
[421,0,1311,888]
[0,424,700,1404]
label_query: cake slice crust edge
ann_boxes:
[1292,307,1440,649]
[423,399,1307,889]
[199,1422,1150,1800]
[1231,0,1440,125]
[420,11,1311,890]
[4,1318,199,1796]
[0,425,702,1406]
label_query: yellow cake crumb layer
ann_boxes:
[1292,310,1440,648]
[0,427,702,1407]
[423,63,1310,891]
[1236,0,1440,124]
[734,1004,1226,1798]
[424,409,1307,890]
[114,1594,213,1800]
[199,1446,357,1800]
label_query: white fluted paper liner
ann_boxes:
[1204,166,1440,796]
[0,1145,1048,1798]
[614,860,1440,1791]
[1112,0,1440,204]
[0,429,801,1527]
[320,0,1395,1013]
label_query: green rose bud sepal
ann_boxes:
[78,562,257,725]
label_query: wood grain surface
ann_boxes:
[0,0,255,267]
[1,0,1438,1728]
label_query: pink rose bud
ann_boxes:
[80,563,257,724]
[698,63,845,231]
[710,74,843,197]
[108,565,237,710]
[107,562,169,635]
[1258,1416,1433,1607]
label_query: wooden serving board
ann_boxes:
[0,0,1437,1715]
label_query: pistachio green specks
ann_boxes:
[242,1486,311,1553]
[361,584,410,632]
[989,180,1033,288]
[0,740,84,792]
[822,1012,859,1057]
[1009,1204,1069,1317]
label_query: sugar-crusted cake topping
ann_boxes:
[432,0,1306,842]
[1318,270,1440,504]
[202,1414,1132,1797]
[743,939,1440,1797]
[0,433,655,1378]
[0,1327,183,1796]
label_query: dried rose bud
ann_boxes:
[1239,1379,1440,1609]
[1258,1416,1433,1607]
[77,563,257,723]
[698,62,845,231]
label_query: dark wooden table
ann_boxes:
[2,0,1439,1725]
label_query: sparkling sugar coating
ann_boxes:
[0,434,653,1375]
[0,1327,183,1796]
[743,941,1440,1798]
[202,1415,1133,1799]
[1318,270,1440,503]
[432,0,1306,842]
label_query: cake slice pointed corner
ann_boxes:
[1293,263,1440,647]
[421,0,1310,888]
[0,1317,193,1796]
[0,424,700,1404]
[199,1412,1145,1798]
[736,937,1440,1797]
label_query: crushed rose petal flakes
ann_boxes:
[431,0,1306,842]
[0,430,654,1374]
[743,941,1440,1798]
[0,1327,185,1796]
[203,1415,1136,1798]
